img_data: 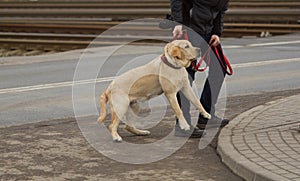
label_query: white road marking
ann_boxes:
[232,57,300,68]
[223,45,243,49]
[247,40,300,47]
[0,57,299,95]
[0,76,115,94]
[223,40,300,49]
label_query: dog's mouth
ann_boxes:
[185,57,197,68]
[189,58,197,62]
[184,58,196,67]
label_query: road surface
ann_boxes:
[1,34,299,127]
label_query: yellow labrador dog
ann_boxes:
[98,40,211,142]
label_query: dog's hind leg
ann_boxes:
[124,102,151,136]
[109,94,129,142]
[125,125,151,136]
[109,110,122,142]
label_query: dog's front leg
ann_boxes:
[165,93,190,130]
[181,85,211,119]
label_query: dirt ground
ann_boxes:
[1,89,300,181]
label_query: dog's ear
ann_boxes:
[170,46,182,59]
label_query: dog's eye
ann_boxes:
[185,45,189,48]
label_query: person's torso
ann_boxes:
[190,0,227,35]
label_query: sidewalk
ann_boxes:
[218,94,300,181]
[1,89,299,180]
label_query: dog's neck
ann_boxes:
[162,54,182,69]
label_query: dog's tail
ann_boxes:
[97,91,108,124]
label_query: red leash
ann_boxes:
[194,45,233,75]
[178,31,233,75]
[192,46,211,72]
[213,45,233,75]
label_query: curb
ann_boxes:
[217,98,291,181]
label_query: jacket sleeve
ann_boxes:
[212,2,228,37]
[170,0,192,26]
[170,0,183,24]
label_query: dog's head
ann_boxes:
[165,40,200,68]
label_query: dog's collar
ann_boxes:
[161,54,181,69]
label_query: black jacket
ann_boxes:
[170,0,229,36]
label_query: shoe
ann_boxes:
[175,125,206,138]
[197,116,229,130]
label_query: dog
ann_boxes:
[97,40,211,142]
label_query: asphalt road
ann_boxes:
[0,34,300,180]
[1,33,300,127]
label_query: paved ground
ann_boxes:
[218,94,300,181]
[1,89,300,181]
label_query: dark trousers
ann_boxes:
[177,32,226,125]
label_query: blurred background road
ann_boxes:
[0,0,300,127]
[1,34,300,127]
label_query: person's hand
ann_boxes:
[173,25,183,39]
[209,34,220,46]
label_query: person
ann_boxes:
[170,0,230,138]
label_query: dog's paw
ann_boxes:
[113,136,122,143]
[180,123,190,131]
[202,112,211,119]
[140,130,151,136]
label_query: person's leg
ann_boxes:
[174,30,206,137]
[198,45,229,129]
[175,65,206,138]
[186,32,215,114]
[200,48,226,116]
